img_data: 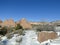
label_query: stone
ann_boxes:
[1,19,16,27]
[37,31,58,43]
[17,18,32,29]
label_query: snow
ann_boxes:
[1,30,60,45]
[1,36,7,41]
[20,30,40,45]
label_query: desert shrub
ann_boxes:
[36,24,54,32]
[0,25,2,28]
[0,26,7,35]
[15,24,23,30]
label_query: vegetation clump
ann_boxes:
[0,26,7,36]
[36,24,54,32]
[15,24,23,30]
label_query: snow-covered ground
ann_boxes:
[20,30,40,45]
[0,30,40,45]
[0,34,22,45]
[1,30,60,45]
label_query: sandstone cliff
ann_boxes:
[17,18,32,29]
[1,19,16,27]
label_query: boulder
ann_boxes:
[37,31,58,43]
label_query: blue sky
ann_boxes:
[0,0,60,22]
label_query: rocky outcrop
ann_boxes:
[17,18,32,29]
[0,20,3,25]
[37,31,58,43]
[1,19,16,27]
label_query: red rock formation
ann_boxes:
[17,18,32,29]
[0,20,3,26]
[37,31,58,43]
[1,19,16,27]
[0,20,2,23]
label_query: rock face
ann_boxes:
[0,20,3,25]
[17,18,32,29]
[1,19,16,27]
[37,31,58,43]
